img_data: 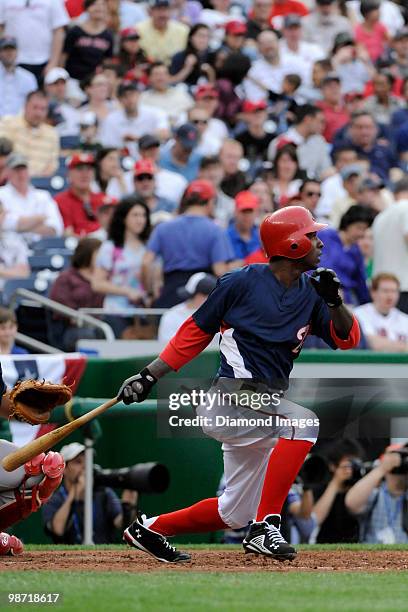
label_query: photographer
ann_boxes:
[312,439,364,543]
[345,444,408,544]
[42,443,137,544]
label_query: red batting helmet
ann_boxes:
[260,206,327,259]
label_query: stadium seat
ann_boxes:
[60,135,80,150]
[32,236,77,253]
[28,254,70,273]
[31,175,68,197]
[1,275,52,306]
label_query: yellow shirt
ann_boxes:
[0,114,59,177]
[136,19,189,64]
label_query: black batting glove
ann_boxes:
[117,368,157,404]
[310,268,343,308]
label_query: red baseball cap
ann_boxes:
[68,153,95,169]
[195,84,219,100]
[225,20,247,36]
[120,27,140,39]
[242,100,267,113]
[235,191,260,211]
[185,179,216,201]
[134,159,156,176]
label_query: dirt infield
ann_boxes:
[1,549,408,573]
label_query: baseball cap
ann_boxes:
[195,84,219,100]
[44,67,69,85]
[0,37,17,50]
[134,159,156,176]
[394,27,408,41]
[120,27,140,39]
[68,153,95,169]
[235,190,260,211]
[138,134,160,150]
[242,100,267,113]
[149,0,170,7]
[185,179,216,201]
[177,272,217,301]
[175,123,199,150]
[322,72,341,86]
[225,20,247,36]
[60,442,85,463]
[358,176,384,191]
[0,137,12,157]
[340,163,363,181]
[283,14,302,28]
[6,153,28,169]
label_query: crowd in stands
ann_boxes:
[0,0,406,350]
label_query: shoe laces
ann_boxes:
[265,523,286,544]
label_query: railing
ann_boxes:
[15,332,61,354]
[10,289,115,342]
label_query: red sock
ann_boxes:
[256,438,313,521]
[150,498,227,536]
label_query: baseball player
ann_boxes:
[118,207,360,563]
[0,367,65,556]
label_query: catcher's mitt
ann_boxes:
[9,379,72,425]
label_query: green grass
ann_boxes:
[1,571,408,612]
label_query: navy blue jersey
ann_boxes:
[192,265,337,389]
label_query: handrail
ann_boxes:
[10,288,115,341]
[15,332,61,354]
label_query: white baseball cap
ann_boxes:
[60,442,85,462]
[44,67,69,85]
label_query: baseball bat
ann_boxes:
[2,397,119,472]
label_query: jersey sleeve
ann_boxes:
[192,272,241,334]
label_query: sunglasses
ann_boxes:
[191,119,208,125]
[135,173,154,181]
[305,191,321,197]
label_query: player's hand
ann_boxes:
[310,268,342,308]
[117,368,157,404]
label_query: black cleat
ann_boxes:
[123,513,191,564]
[243,514,297,561]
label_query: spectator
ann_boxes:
[358,225,373,281]
[303,58,333,102]
[94,147,128,196]
[0,0,69,84]
[187,106,222,157]
[0,137,12,186]
[0,153,63,244]
[200,0,238,47]
[328,163,363,227]
[93,197,150,334]
[347,0,404,39]
[0,198,29,291]
[137,0,189,64]
[387,28,408,80]
[319,204,375,305]
[194,84,228,143]
[244,30,308,102]
[269,0,308,27]
[236,100,275,164]
[139,62,194,123]
[391,77,408,132]
[0,36,36,117]
[267,144,304,207]
[354,273,408,352]
[198,155,234,227]
[0,90,60,177]
[268,104,333,180]
[48,237,104,351]
[313,439,364,543]
[364,71,403,126]
[0,307,28,354]
[219,139,247,198]
[331,32,372,95]
[117,27,150,78]
[372,178,408,314]
[354,0,389,63]
[249,179,275,218]
[226,190,260,260]
[297,180,322,214]
[316,147,360,219]
[158,272,217,342]
[169,23,213,87]
[45,68,80,139]
[142,179,233,306]
[99,81,168,157]
[55,153,111,237]
[62,0,114,82]
[158,122,201,182]
[279,14,325,83]
[42,443,125,544]
[78,111,101,154]
[302,0,352,55]
[345,443,408,544]
[79,72,119,124]
[332,110,398,182]
[316,73,350,143]
[132,159,176,213]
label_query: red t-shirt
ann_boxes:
[55,190,107,236]
[354,23,388,62]
[269,0,308,29]
[316,101,350,144]
[65,0,84,18]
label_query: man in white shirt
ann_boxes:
[0,36,36,117]
[280,14,325,87]
[139,62,193,125]
[372,178,408,314]
[354,273,408,351]
[158,272,217,342]
[244,30,309,102]
[0,0,69,83]
[0,153,63,244]
[316,145,359,219]
[302,0,352,55]
[44,67,79,139]
[99,82,169,158]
